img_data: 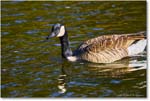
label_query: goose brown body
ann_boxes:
[74,31,146,63]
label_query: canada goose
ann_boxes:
[46,23,147,63]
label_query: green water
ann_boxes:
[1,1,146,97]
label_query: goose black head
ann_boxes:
[46,23,65,39]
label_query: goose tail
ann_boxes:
[128,39,147,56]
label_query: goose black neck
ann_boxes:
[59,31,72,58]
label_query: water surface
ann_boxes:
[1,1,146,97]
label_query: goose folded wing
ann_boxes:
[79,33,146,53]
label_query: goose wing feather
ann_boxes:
[78,31,146,53]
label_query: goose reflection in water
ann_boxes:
[57,51,146,94]
[57,63,67,94]
[58,74,67,94]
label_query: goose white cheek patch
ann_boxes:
[57,26,65,37]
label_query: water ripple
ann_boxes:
[34,78,42,81]
[68,81,99,86]
[110,79,121,84]
[102,89,113,97]
[1,82,20,89]
[43,3,51,7]
[25,29,39,35]
[14,57,35,64]
[3,13,25,17]
[1,23,11,27]
[92,27,104,31]
[15,19,27,24]
[64,92,74,97]
[53,44,61,47]
[1,32,9,35]
[35,16,44,22]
